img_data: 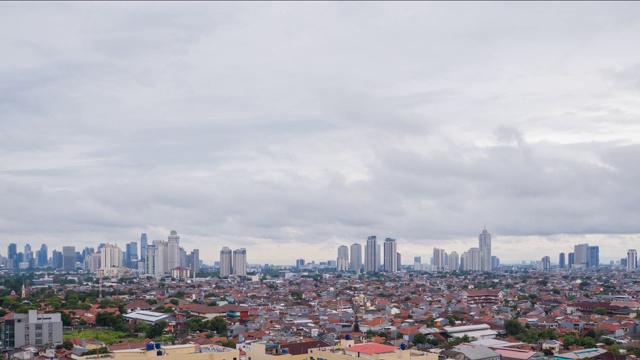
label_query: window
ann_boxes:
[36,324,43,330]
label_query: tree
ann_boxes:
[221,340,236,349]
[593,307,607,316]
[207,316,228,334]
[412,333,427,345]
[504,318,524,336]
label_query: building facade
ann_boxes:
[383,238,397,273]
[1,310,63,350]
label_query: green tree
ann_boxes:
[593,307,607,316]
[412,333,427,345]
[504,318,524,336]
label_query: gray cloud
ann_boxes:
[2,2,640,264]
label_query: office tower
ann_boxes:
[449,251,459,271]
[52,250,62,269]
[24,244,32,262]
[479,228,492,271]
[125,242,138,268]
[574,244,589,268]
[350,243,362,272]
[167,230,180,271]
[337,245,349,271]
[588,246,599,268]
[491,256,500,269]
[8,243,17,269]
[433,248,446,271]
[100,244,122,268]
[220,247,232,277]
[414,256,421,264]
[37,244,48,267]
[140,233,148,262]
[627,249,637,271]
[376,243,382,271]
[190,249,200,275]
[364,236,377,272]
[179,247,187,267]
[568,252,575,268]
[383,238,397,273]
[62,246,75,271]
[296,259,305,268]
[559,252,566,269]
[233,248,247,276]
[541,256,551,270]
[397,252,401,271]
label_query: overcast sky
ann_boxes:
[2,2,640,265]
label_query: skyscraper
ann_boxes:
[337,245,349,271]
[190,249,200,275]
[588,246,599,268]
[350,243,362,272]
[541,256,551,270]
[568,252,575,268]
[220,247,232,277]
[296,259,305,268]
[479,228,492,272]
[433,248,446,271]
[574,244,589,268]
[364,236,377,272]
[383,238,397,273]
[37,244,48,267]
[233,248,247,276]
[449,251,459,271]
[140,233,148,262]
[145,244,162,276]
[52,250,63,269]
[100,244,122,268]
[62,246,75,271]
[468,247,481,271]
[559,252,566,269]
[8,243,17,269]
[167,230,180,271]
[627,249,637,271]
[125,242,138,268]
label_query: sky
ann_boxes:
[2,2,640,265]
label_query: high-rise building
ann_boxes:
[190,249,200,276]
[220,247,232,277]
[145,244,163,277]
[337,245,349,271]
[397,252,401,271]
[433,248,447,271]
[100,244,122,268]
[296,259,305,268]
[233,248,247,276]
[574,244,589,268]
[62,246,75,271]
[125,242,138,268]
[37,244,48,267]
[52,250,62,269]
[8,243,17,269]
[449,251,459,271]
[140,233,148,262]
[588,246,599,268]
[167,230,180,271]
[364,236,377,272]
[491,256,500,269]
[350,243,362,272]
[468,247,481,271]
[383,238,397,273]
[479,228,492,271]
[559,252,566,269]
[414,256,421,264]
[568,252,575,268]
[86,253,101,273]
[541,256,551,270]
[24,244,32,262]
[627,249,637,271]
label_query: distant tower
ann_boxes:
[383,238,397,273]
[337,245,349,271]
[220,247,232,277]
[568,252,575,268]
[559,252,566,269]
[233,248,247,276]
[100,244,123,268]
[364,236,377,272]
[479,228,492,271]
[628,249,638,271]
[140,233,148,262]
[574,244,589,268]
[190,249,200,275]
[449,251,460,271]
[350,243,362,272]
[62,246,76,271]
[167,230,180,271]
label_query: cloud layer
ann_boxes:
[2,2,640,264]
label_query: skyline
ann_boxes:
[2,3,640,264]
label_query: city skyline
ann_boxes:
[2,3,640,265]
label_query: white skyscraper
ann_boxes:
[479,228,492,271]
[167,230,180,271]
[350,243,362,272]
[574,243,589,268]
[220,247,232,277]
[146,244,164,277]
[449,251,459,271]
[337,245,349,271]
[100,244,122,268]
[433,247,447,271]
[364,236,377,272]
[233,248,247,276]
[383,238,397,273]
[468,247,481,271]
[628,249,637,271]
